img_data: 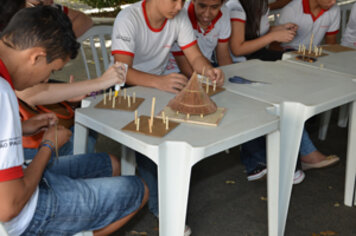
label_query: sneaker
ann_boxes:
[293,169,305,185]
[184,225,192,236]
[247,164,267,181]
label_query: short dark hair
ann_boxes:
[0,6,80,63]
[0,0,26,32]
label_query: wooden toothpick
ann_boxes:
[150,97,156,127]
[124,88,127,99]
[109,88,112,101]
[134,110,138,124]
[319,47,323,56]
[187,113,190,119]
[133,92,136,103]
[103,90,107,105]
[136,118,140,131]
[298,44,301,53]
[206,77,209,93]
[162,111,166,124]
[112,95,116,108]
[308,34,314,54]
[148,119,152,133]
[200,114,204,118]
[165,116,169,130]
[128,95,131,108]
[213,81,216,91]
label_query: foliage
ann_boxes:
[78,0,139,9]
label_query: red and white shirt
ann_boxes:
[165,1,231,73]
[341,3,356,47]
[111,0,197,75]
[226,0,270,37]
[0,60,38,236]
[278,0,340,50]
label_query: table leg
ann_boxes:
[278,102,308,236]
[267,129,280,236]
[344,100,356,206]
[318,110,332,141]
[73,122,89,154]
[157,142,202,236]
[121,145,136,176]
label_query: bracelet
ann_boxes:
[38,143,55,154]
[40,139,55,148]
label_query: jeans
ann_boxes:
[136,152,159,217]
[21,153,145,236]
[241,129,316,173]
[23,126,97,161]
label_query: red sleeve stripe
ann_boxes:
[172,51,184,56]
[63,6,69,15]
[180,40,197,50]
[231,18,245,23]
[326,30,339,36]
[218,38,230,43]
[111,50,135,57]
[0,166,24,182]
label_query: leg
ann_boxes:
[240,136,267,173]
[136,152,159,217]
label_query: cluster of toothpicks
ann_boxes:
[102,88,137,108]
[298,34,323,57]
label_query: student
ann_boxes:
[278,0,340,50]
[227,0,298,61]
[341,3,356,47]
[0,6,148,235]
[0,0,126,159]
[166,0,232,76]
[111,0,224,94]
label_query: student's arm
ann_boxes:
[16,64,126,106]
[114,54,188,93]
[215,41,233,66]
[0,123,71,222]
[230,21,295,56]
[325,34,337,44]
[268,0,292,11]
[183,44,224,86]
[66,7,93,38]
[174,54,194,78]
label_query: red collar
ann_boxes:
[188,2,222,36]
[142,0,167,32]
[0,59,14,89]
[302,0,327,22]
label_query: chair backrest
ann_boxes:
[77,25,113,79]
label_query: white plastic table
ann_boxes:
[220,59,356,235]
[73,86,280,236]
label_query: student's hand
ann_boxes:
[158,73,189,93]
[282,23,298,32]
[101,63,127,86]
[22,113,58,136]
[206,68,225,87]
[42,125,72,149]
[271,29,296,43]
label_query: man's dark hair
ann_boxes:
[0,6,80,62]
[0,0,26,32]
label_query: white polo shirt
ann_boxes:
[278,0,340,50]
[165,1,231,73]
[0,60,38,236]
[341,3,356,47]
[226,0,270,36]
[111,0,197,75]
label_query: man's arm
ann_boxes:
[215,41,233,66]
[325,34,337,45]
[114,54,188,93]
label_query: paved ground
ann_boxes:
[52,1,356,235]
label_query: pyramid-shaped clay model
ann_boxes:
[167,72,217,115]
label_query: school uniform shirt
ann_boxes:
[0,59,39,236]
[111,0,197,75]
[278,0,340,50]
[225,0,270,62]
[341,3,356,47]
[165,1,231,73]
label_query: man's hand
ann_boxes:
[101,62,128,86]
[206,68,225,87]
[42,125,72,149]
[22,113,58,136]
[157,73,189,93]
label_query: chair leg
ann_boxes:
[338,104,349,128]
[318,110,332,141]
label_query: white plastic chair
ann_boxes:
[77,25,136,176]
[77,25,113,80]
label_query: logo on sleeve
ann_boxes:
[116,34,131,42]
[0,137,22,149]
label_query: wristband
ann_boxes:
[40,139,55,148]
[38,143,55,154]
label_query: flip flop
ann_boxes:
[301,155,340,171]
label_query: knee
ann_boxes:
[109,154,121,176]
